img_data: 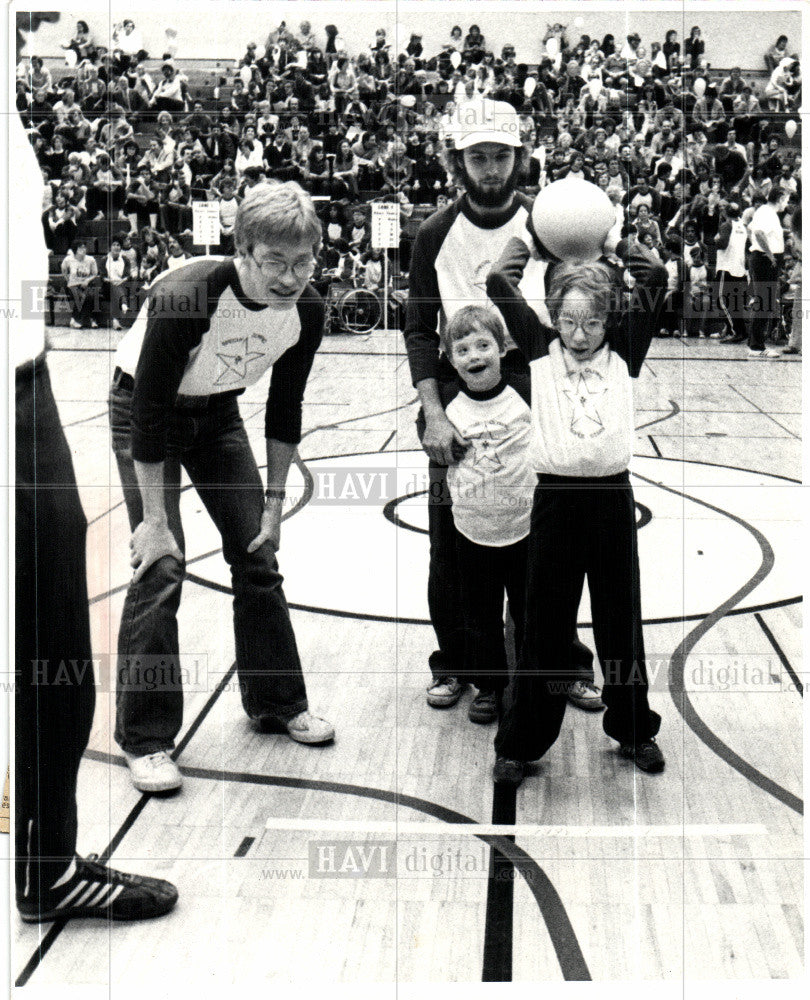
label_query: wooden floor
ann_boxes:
[13,327,804,993]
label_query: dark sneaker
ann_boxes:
[426,676,466,708]
[567,680,605,711]
[620,738,665,773]
[493,757,525,786]
[468,689,498,724]
[18,855,178,923]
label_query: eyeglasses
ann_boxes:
[558,317,605,337]
[251,253,316,281]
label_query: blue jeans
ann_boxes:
[109,374,308,755]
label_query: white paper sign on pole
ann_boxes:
[371,202,400,249]
[192,201,221,247]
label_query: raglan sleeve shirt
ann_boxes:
[130,267,324,463]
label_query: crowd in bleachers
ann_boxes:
[16,16,802,347]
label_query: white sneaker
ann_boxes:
[747,348,780,359]
[89,319,99,328]
[112,318,123,330]
[284,711,335,745]
[69,318,82,329]
[124,750,182,792]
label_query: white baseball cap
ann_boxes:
[452,99,522,150]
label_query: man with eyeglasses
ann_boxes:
[109,181,334,793]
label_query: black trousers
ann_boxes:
[495,472,661,762]
[747,251,780,350]
[15,355,96,902]
[454,528,528,692]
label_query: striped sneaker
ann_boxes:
[18,855,178,923]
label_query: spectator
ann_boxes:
[104,237,130,329]
[64,240,99,328]
[715,200,749,343]
[61,20,95,64]
[463,24,486,64]
[42,190,78,255]
[747,185,789,357]
[164,235,191,270]
[765,35,790,73]
[126,165,159,232]
[151,63,185,114]
[218,177,239,252]
[27,56,53,97]
[684,25,705,70]
[112,19,147,62]
[684,244,709,337]
[333,138,360,197]
[328,56,358,115]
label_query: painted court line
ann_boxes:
[264,818,767,838]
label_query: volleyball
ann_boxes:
[530,178,616,261]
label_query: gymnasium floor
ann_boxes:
[14,326,803,991]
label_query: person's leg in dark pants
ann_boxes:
[748,251,778,351]
[15,356,96,905]
[180,399,309,722]
[426,460,466,681]
[495,482,585,764]
[718,272,748,341]
[110,377,187,756]
[584,476,661,749]
[455,530,511,694]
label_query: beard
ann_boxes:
[459,156,523,209]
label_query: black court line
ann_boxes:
[755,612,804,697]
[648,435,662,457]
[635,399,680,430]
[234,837,256,858]
[631,472,804,817]
[15,662,239,988]
[646,355,798,363]
[61,409,109,428]
[73,755,592,982]
[379,430,397,452]
[482,784,517,982]
[728,385,802,440]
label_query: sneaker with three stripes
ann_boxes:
[17,854,178,923]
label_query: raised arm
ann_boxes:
[608,240,668,377]
[485,237,554,362]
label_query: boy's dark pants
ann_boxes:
[454,529,528,693]
[495,471,661,762]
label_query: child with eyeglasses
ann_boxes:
[486,238,668,786]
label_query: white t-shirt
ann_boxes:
[445,383,534,546]
[749,203,785,255]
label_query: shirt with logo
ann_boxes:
[445,376,533,546]
[486,243,667,477]
[114,256,324,462]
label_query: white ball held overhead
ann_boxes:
[530,179,615,262]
